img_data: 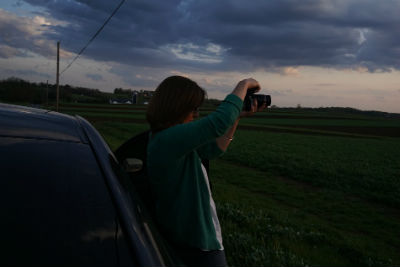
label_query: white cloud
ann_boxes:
[281,67,300,76]
[358,29,368,45]
[165,42,228,64]
[32,15,51,27]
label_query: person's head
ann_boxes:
[146,76,206,132]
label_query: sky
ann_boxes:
[1,0,400,113]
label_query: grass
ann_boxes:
[212,160,399,266]
[62,111,146,120]
[91,121,149,150]
[59,107,146,114]
[221,130,400,207]
[59,103,400,267]
[241,117,400,127]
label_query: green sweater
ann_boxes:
[147,94,243,250]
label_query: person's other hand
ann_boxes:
[240,98,267,118]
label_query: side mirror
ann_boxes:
[123,158,143,173]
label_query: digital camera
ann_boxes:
[243,87,271,111]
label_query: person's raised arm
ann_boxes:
[151,78,263,159]
[216,78,267,151]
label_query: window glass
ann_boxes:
[0,137,133,266]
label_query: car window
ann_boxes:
[0,137,134,266]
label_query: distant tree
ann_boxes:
[114,88,132,95]
[0,77,114,104]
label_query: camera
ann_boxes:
[243,87,271,111]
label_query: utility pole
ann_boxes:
[56,41,60,112]
[46,80,49,108]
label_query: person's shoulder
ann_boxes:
[148,127,176,148]
[156,122,198,138]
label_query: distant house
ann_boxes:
[109,98,132,104]
[109,90,154,105]
[132,90,154,104]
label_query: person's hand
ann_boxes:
[240,98,268,118]
[232,78,261,100]
[242,78,260,93]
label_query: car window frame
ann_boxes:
[76,115,165,267]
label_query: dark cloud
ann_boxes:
[1,67,51,79]
[17,0,400,72]
[184,0,400,71]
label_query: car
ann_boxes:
[0,103,178,266]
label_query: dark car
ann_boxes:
[0,103,175,266]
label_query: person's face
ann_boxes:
[183,107,200,123]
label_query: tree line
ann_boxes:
[0,77,111,104]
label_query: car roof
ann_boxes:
[0,103,88,143]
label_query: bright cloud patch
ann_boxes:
[32,16,51,27]
[166,43,228,63]
[282,67,300,76]
[358,29,368,45]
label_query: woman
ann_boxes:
[146,76,264,266]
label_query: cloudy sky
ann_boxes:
[1,0,400,112]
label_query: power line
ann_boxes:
[60,0,126,76]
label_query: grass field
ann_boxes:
[59,102,400,267]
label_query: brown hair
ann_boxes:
[146,76,206,132]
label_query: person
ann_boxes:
[146,76,265,267]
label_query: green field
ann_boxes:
[60,103,400,267]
